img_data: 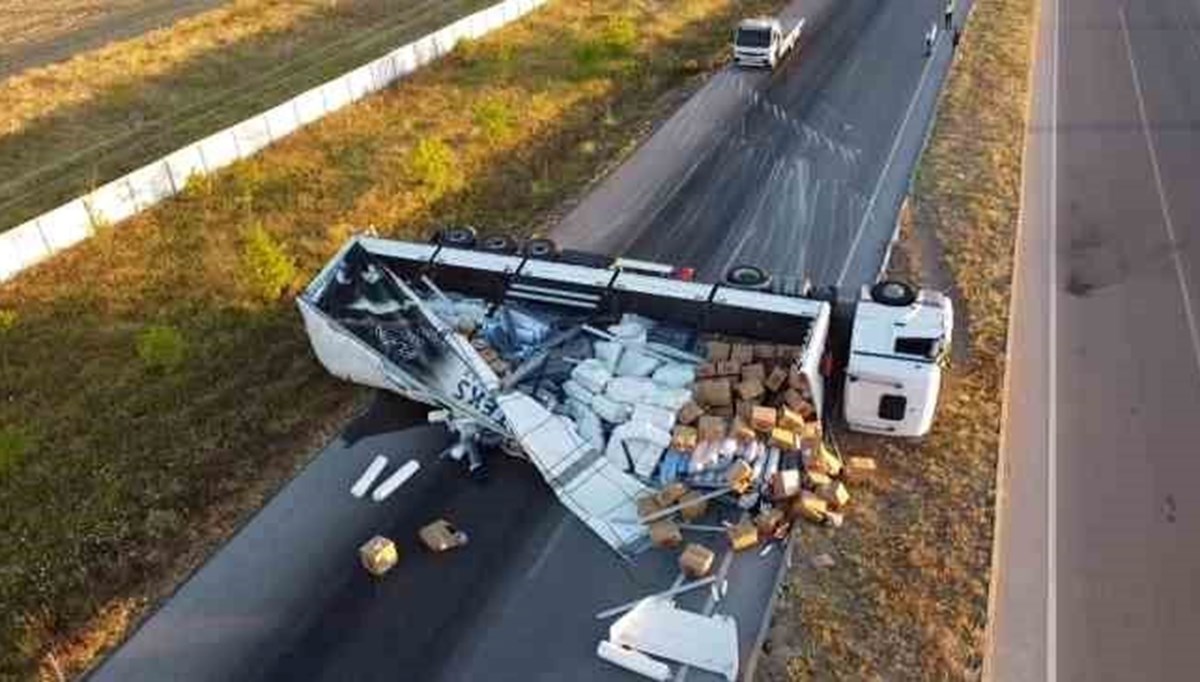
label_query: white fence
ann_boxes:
[0,0,548,283]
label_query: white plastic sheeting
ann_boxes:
[609,599,739,681]
[0,0,549,283]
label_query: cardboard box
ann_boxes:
[778,407,806,432]
[727,521,759,551]
[771,469,801,499]
[637,495,662,519]
[726,459,755,494]
[751,406,777,432]
[679,490,708,521]
[730,343,755,364]
[418,519,469,552]
[706,340,732,362]
[783,388,807,414]
[697,415,728,442]
[732,417,756,442]
[716,359,742,377]
[799,421,824,451]
[359,536,399,576]
[736,400,756,420]
[736,378,765,401]
[843,456,878,483]
[709,405,734,418]
[824,510,845,528]
[671,426,699,452]
[805,471,833,489]
[649,520,683,548]
[677,401,705,425]
[754,343,778,360]
[770,427,797,450]
[696,362,718,379]
[679,543,716,577]
[694,378,733,407]
[787,367,808,391]
[819,481,851,508]
[792,491,828,523]
[764,366,789,392]
[756,507,787,536]
[778,344,803,360]
[740,363,766,384]
[656,481,689,507]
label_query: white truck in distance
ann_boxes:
[733,14,806,69]
[297,234,953,553]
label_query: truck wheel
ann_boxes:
[434,226,476,248]
[524,238,558,259]
[478,234,518,254]
[870,280,918,307]
[724,264,773,290]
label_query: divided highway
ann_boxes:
[89,0,971,680]
[987,0,1200,679]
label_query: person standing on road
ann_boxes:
[925,22,938,56]
[944,0,955,29]
[953,28,962,50]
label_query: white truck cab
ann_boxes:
[842,282,954,437]
[733,16,804,69]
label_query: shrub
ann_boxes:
[407,138,458,193]
[240,223,297,300]
[0,309,15,371]
[0,426,29,478]
[136,325,188,371]
[473,98,515,141]
[573,15,638,78]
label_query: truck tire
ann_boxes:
[478,234,518,254]
[434,226,476,248]
[870,280,918,307]
[524,237,558,259]
[724,264,773,290]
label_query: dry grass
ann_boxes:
[0,0,497,232]
[0,0,780,678]
[758,0,1036,679]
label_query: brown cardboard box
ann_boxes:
[706,340,732,362]
[823,510,845,528]
[697,415,728,442]
[679,543,716,577]
[637,495,662,519]
[732,417,756,442]
[778,344,803,360]
[770,427,797,450]
[756,507,787,536]
[359,536,399,576]
[771,469,801,499]
[726,459,755,494]
[696,362,718,379]
[727,521,760,551]
[751,406,777,432]
[793,491,828,523]
[788,367,808,391]
[677,401,705,425]
[730,343,755,364]
[740,363,766,384]
[656,481,689,507]
[754,343,778,360]
[679,490,708,521]
[799,421,823,451]
[418,519,469,552]
[843,456,878,483]
[736,400,756,420]
[709,405,734,418]
[736,378,765,401]
[716,359,742,377]
[764,366,788,392]
[819,481,851,508]
[783,388,807,414]
[671,425,699,452]
[694,378,733,407]
[649,520,684,548]
[805,471,833,489]
[778,407,806,431]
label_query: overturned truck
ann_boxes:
[298,233,952,556]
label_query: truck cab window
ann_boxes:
[878,394,907,421]
[895,336,937,358]
[736,28,772,48]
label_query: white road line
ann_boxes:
[1119,7,1200,376]
[1047,0,1060,677]
[835,28,942,287]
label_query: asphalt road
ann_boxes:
[554,0,965,291]
[986,0,1200,679]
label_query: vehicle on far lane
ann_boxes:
[732,14,806,69]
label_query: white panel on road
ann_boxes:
[196,129,242,171]
[291,87,328,126]
[162,144,208,191]
[262,102,300,141]
[320,77,353,113]
[85,179,139,226]
[124,162,176,210]
[35,199,93,251]
[230,116,273,158]
[0,220,52,281]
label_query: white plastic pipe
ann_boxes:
[351,455,388,498]
[596,640,671,681]
[372,459,420,501]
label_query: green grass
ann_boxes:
[0,0,784,677]
[761,0,1038,678]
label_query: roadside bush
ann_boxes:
[407,138,459,193]
[573,14,639,77]
[0,426,30,478]
[240,223,297,300]
[0,309,16,371]
[135,325,188,372]
[473,98,515,142]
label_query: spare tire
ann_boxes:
[478,234,518,254]
[434,226,477,248]
[870,280,918,307]
[724,264,773,290]
[523,237,558,259]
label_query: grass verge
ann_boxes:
[0,0,780,678]
[758,0,1036,678]
[0,0,497,232]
